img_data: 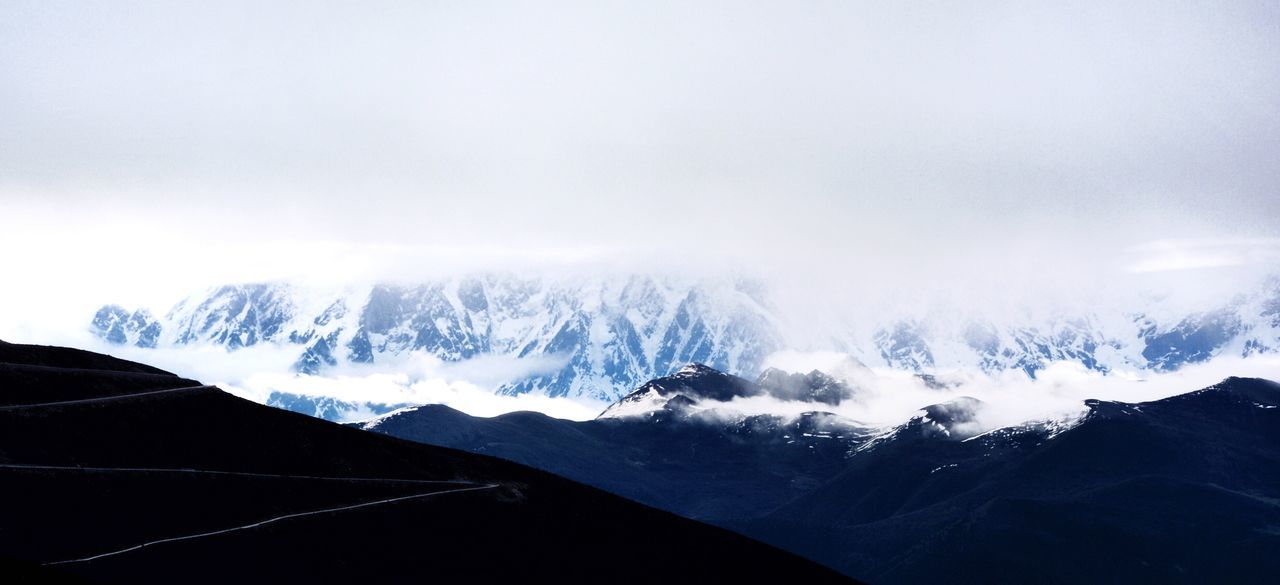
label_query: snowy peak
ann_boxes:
[169,283,297,350]
[598,363,761,418]
[756,367,856,405]
[91,305,161,348]
[872,317,1121,376]
[662,363,759,400]
[675,363,721,377]
[864,281,1280,377]
[1139,308,1245,371]
[598,363,869,420]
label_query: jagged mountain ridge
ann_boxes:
[94,275,780,401]
[91,275,1280,401]
[91,305,162,348]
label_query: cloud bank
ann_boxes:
[2,3,1278,351]
[50,328,1280,429]
[73,337,603,422]
[3,1,1278,276]
[717,351,1280,432]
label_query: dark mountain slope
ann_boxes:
[366,362,1280,584]
[361,365,873,522]
[0,341,856,584]
[0,340,198,406]
[0,340,174,375]
[363,404,868,521]
[743,377,1280,584]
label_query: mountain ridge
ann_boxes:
[90,275,1280,405]
[362,362,1280,584]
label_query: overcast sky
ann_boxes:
[2,1,1279,309]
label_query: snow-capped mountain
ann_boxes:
[89,274,1280,401]
[91,306,162,348]
[857,280,1280,377]
[91,275,780,401]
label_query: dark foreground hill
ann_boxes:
[0,341,856,584]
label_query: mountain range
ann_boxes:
[5,338,1276,582]
[90,275,1280,408]
[360,362,1280,584]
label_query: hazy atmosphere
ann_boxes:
[3,1,1279,420]
[5,1,1278,267]
[5,3,1280,582]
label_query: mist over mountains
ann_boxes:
[89,273,1280,416]
[5,1,1280,582]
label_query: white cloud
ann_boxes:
[1125,238,1280,273]
[38,333,1280,429]
[726,352,1280,432]
[71,337,603,422]
[2,1,1278,292]
[2,2,1278,432]
[220,372,604,422]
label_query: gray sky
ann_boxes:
[2,1,1279,296]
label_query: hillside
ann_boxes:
[0,341,855,584]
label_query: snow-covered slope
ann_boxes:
[854,281,1280,378]
[91,305,162,348]
[92,275,781,401]
[89,274,1280,401]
